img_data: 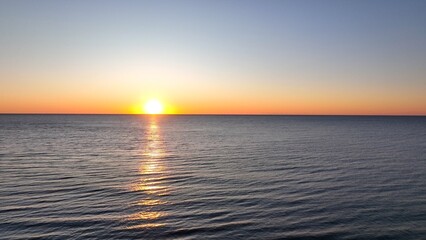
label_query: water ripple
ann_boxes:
[1,115,425,239]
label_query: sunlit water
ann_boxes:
[1,115,425,239]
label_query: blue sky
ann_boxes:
[1,0,425,114]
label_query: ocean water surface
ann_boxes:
[1,115,425,239]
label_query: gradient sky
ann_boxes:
[1,0,425,114]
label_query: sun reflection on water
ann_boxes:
[128,116,169,229]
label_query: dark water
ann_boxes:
[1,115,425,240]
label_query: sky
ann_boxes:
[1,0,425,115]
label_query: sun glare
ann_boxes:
[144,100,164,114]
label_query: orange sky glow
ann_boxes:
[1,1,425,115]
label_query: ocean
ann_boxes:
[1,115,425,239]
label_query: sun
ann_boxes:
[144,99,164,114]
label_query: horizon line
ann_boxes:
[0,113,425,117]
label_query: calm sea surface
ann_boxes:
[1,115,425,239]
